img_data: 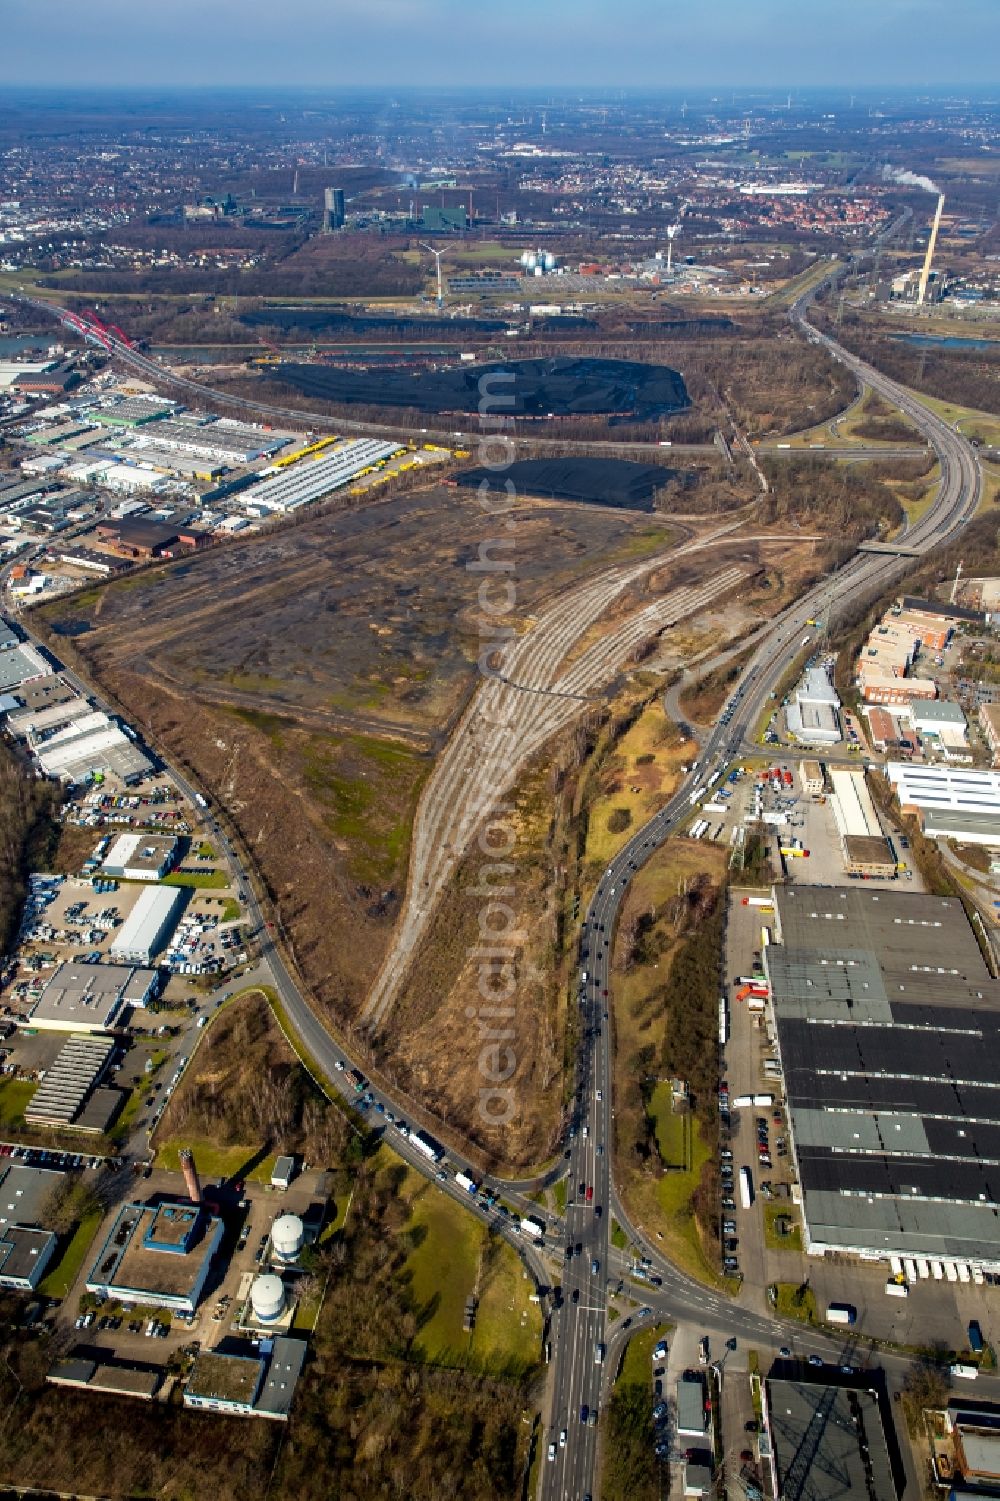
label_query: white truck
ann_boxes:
[455,1171,478,1195]
[521,1215,545,1241]
[825,1303,857,1326]
[885,1280,909,1298]
[739,1166,754,1209]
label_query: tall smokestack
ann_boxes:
[179,1148,201,1205]
[917,194,945,305]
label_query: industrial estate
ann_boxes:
[0,67,998,1501]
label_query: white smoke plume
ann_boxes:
[882,165,940,195]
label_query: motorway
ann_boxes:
[2,264,987,1499]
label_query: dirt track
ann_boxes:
[361,525,754,1031]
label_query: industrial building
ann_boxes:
[184,1335,306,1420]
[785,665,842,745]
[86,1199,224,1314]
[904,698,969,758]
[827,767,896,878]
[765,886,1000,1271]
[89,397,176,427]
[24,1033,118,1130]
[0,1163,62,1292]
[101,832,177,882]
[109,885,184,965]
[240,439,403,514]
[0,640,52,694]
[27,961,158,1033]
[886,762,1000,846]
[48,1357,162,1401]
[764,1367,905,1501]
[798,761,825,797]
[33,710,153,784]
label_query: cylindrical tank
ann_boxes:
[270,1213,304,1261]
[541,251,556,271]
[250,1273,285,1322]
[179,1148,200,1205]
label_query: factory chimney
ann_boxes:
[179,1148,201,1205]
[917,194,945,305]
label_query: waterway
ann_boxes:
[892,332,1000,352]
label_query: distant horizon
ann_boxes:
[1,0,997,91]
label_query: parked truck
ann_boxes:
[825,1303,857,1326]
[968,1320,984,1354]
[739,1166,754,1209]
[521,1215,546,1241]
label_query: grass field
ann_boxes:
[389,1156,541,1372]
[37,1209,103,1300]
[0,1079,37,1128]
[773,1280,819,1325]
[912,393,1000,448]
[582,702,691,874]
[163,869,229,889]
[648,1082,689,1169]
[155,1140,278,1182]
[764,1201,803,1252]
[618,1322,672,1387]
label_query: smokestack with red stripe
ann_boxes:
[179,1148,201,1205]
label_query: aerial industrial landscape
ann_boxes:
[0,14,1000,1499]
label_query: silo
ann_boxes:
[250,1273,285,1323]
[270,1213,304,1262]
[541,251,557,272]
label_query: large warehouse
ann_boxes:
[765,886,1000,1273]
[886,762,1000,846]
[27,961,158,1033]
[109,886,184,966]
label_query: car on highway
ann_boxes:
[580,1405,589,1423]
[591,1257,600,1275]
[547,1442,556,1462]
[808,1355,823,1368]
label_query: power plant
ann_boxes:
[917,193,945,305]
[519,248,558,276]
[179,1147,201,1205]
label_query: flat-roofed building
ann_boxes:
[48,1356,162,1400]
[0,642,52,694]
[27,961,157,1033]
[981,703,1000,765]
[109,885,183,965]
[766,886,1000,1270]
[0,1226,57,1290]
[184,1349,264,1416]
[101,832,177,882]
[24,1034,116,1129]
[765,1368,905,1501]
[0,1163,64,1232]
[828,767,896,877]
[799,761,824,797]
[676,1373,708,1437]
[86,1199,224,1314]
[886,763,1000,844]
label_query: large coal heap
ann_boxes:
[274,356,689,422]
[457,457,676,512]
[242,307,506,335]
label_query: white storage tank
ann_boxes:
[270,1212,304,1262]
[250,1273,285,1323]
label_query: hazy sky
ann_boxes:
[2,0,997,88]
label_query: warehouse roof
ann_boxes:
[0,1226,57,1284]
[912,699,967,725]
[0,643,52,693]
[24,1034,116,1125]
[28,961,155,1032]
[0,1163,64,1230]
[767,887,1000,1265]
[109,884,183,962]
